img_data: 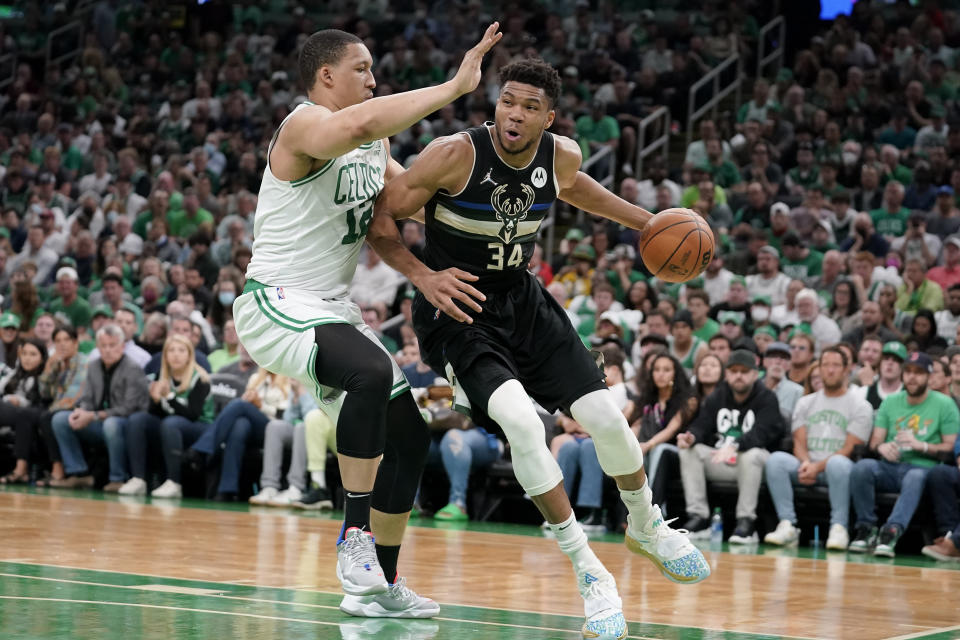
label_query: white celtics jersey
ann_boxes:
[246,102,388,296]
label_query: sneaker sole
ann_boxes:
[728,534,758,545]
[825,542,848,551]
[872,548,895,558]
[847,546,869,553]
[294,500,334,510]
[624,534,710,584]
[921,547,960,562]
[339,596,440,619]
[763,536,799,547]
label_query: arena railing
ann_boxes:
[635,106,670,182]
[46,20,84,71]
[757,16,786,79]
[685,53,743,150]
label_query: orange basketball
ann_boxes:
[639,208,716,283]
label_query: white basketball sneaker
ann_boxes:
[578,569,627,640]
[336,527,388,596]
[340,576,440,618]
[625,506,711,584]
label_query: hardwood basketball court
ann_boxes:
[1,487,958,639]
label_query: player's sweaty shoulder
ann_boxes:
[551,134,583,190]
[276,102,336,157]
[413,133,474,193]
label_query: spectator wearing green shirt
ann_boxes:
[686,290,719,342]
[785,140,819,195]
[605,244,644,302]
[780,234,823,281]
[870,181,911,238]
[575,100,619,162]
[849,352,959,557]
[208,319,241,372]
[168,188,214,241]
[924,58,956,106]
[896,258,945,313]
[879,144,913,186]
[681,166,727,208]
[48,267,92,331]
[703,139,741,189]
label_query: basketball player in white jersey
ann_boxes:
[233,24,502,618]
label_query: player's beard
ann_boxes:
[496,124,541,156]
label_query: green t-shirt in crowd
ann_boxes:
[708,160,742,189]
[876,390,960,468]
[781,250,824,281]
[48,296,93,330]
[787,166,820,190]
[693,318,720,342]
[575,115,620,161]
[870,206,911,237]
[606,269,645,302]
[208,348,241,373]
[167,207,214,240]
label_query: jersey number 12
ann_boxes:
[487,242,524,271]
[341,202,374,245]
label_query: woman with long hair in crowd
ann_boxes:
[0,338,50,483]
[118,334,214,497]
[828,279,862,335]
[624,279,657,314]
[694,352,725,400]
[632,352,699,511]
[10,277,39,332]
[188,367,291,500]
[905,309,948,354]
[804,361,823,395]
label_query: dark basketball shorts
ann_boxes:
[413,272,607,430]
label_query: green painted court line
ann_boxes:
[0,562,822,640]
[884,627,960,640]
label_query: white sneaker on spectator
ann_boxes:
[268,486,303,507]
[340,576,439,618]
[151,479,182,499]
[825,524,849,551]
[578,569,626,640]
[249,486,279,505]
[764,520,799,546]
[625,507,711,584]
[118,477,147,496]
[337,527,388,596]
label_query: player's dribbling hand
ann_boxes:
[451,23,503,97]
[417,268,485,324]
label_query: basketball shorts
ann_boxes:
[233,279,410,421]
[413,272,607,431]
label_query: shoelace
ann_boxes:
[388,576,415,601]
[637,517,691,556]
[344,532,379,568]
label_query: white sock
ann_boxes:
[311,471,326,489]
[549,512,606,576]
[620,479,657,528]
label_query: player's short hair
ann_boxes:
[299,29,363,90]
[499,58,561,107]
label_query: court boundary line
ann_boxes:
[0,558,824,640]
[0,571,658,639]
[883,626,960,640]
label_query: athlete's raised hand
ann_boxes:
[451,22,502,97]
[416,268,485,324]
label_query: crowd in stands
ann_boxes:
[0,1,959,561]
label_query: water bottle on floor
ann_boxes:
[710,508,723,546]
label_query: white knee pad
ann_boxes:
[570,389,643,477]
[487,380,563,496]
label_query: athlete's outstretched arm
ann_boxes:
[287,23,501,161]
[384,151,424,224]
[553,136,654,231]
[369,136,485,324]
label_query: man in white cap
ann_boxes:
[746,245,791,306]
[49,267,93,330]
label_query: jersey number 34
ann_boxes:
[487,242,524,271]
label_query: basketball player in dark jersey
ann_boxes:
[369,59,710,640]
